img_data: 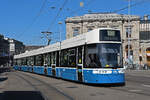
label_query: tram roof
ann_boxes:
[14,28,121,59]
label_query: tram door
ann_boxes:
[77,46,83,82]
[32,56,35,73]
[43,54,47,75]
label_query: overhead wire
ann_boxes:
[68,0,94,16]
[42,0,150,44]
[6,0,47,45]
[112,0,150,13]
[47,0,68,31]
[22,0,47,35]
[46,0,96,43]
[48,0,96,43]
[22,0,47,45]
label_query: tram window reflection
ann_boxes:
[86,53,101,68]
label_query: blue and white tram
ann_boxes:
[13,28,125,85]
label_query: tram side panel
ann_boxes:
[83,69,125,84]
[57,67,77,81]
[47,67,52,76]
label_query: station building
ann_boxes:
[139,15,150,67]
[65,13,150,68]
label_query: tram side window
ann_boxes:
[27,57,30,66]
[22,58,27,65]
[30,56,35,66]
[43,54,47,66]
[47,53,51,66]
[44,53,51,66]
[51,52,56,65]
[68,49,76,67]
[60,50,68,67]
[78,47,82,64]
[85,44,101,68]
[27,56,34,66]
[21,59,23,65]
[14,59,17,65]
[35,55,43,66]
[17,59,22,66]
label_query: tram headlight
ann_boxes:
[105,64,110,67]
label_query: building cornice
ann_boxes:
[65,13,140,23]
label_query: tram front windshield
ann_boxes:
[85,43,122,68]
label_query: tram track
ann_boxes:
[12,72,48,100]
[126,75,150,84]
[16,71,150,97]
[110,87,150,96]
[106,76,150,97]
[4,71,150,100]
[15,71,74,100]
[108,86,150,97]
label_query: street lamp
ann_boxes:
[58,21,62,43]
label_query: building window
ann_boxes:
[73,28,79,37]
[126,27,132,38]
[125,45,133,64]
[140,31,150,40]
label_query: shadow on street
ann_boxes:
[0,77,8,82]
[0,91,45,100]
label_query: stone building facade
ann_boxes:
[65,13,141,67]
[139,15,150,67]
[2,38,25,66]
[4,38,25,56]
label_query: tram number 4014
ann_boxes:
[93,70,112,74]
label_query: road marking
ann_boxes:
[129,90,142,92]
[142,84,150,88]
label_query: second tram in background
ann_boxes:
[13,28,125,85]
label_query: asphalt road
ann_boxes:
[0,70,150,100]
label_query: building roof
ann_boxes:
[66,13,140,23]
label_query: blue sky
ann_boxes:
[0,0,150,45]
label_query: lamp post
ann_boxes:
[58,21,62,43]
[127,0,132,68]
[41,31,52,45]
